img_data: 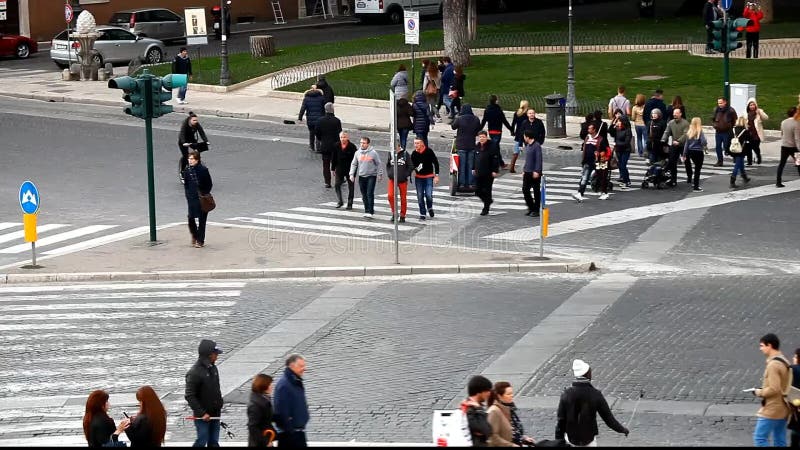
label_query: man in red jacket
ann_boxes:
[743,2,764,59]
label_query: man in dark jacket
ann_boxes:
[647,108,668,164]
[712,97,738,167]
[643,89,667,130]
[472,131,501,216]
[314,102,342,188]
[298,86,326,152]
[172,48,192,104]
[480,95,513,169]
[555,359,629,447]
[331,131,358,209]
[185,339,224,447]
[522,129,543,217]
[452,104,482,189]
[461,375,493,447]
[516,108,547,147]
[273,354,310,448]
[412,91,432,147]
[316,75,334,104]
[437,57,455,116]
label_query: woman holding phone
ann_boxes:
[125,386,167,447]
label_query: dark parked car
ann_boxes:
[0,33,37,59]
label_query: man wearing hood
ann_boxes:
[185,339,224,447]
[555,359,629,446]
[316,75,334,104]
[273,354,310,448]
[298,85,326,152]
[452,104,482,189]
[314,102,342,188]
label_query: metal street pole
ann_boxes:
[219,0,230,86]
[143,76,157,242]
[722,10,730,100]
[389,89,399,264]
[565,0,577,116]
[410,44,415,95]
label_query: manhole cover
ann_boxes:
[634,75,668,81]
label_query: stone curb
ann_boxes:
[0,261,595,284]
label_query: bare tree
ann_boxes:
[442,0,471,66]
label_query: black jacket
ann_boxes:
[88,415,118,448]
[452,105,482,150]
[387,150,411,182]
[331,141,358,176]
[298,90,326,126]
[410,147,440,177]
[515,117,546,146]
[511,114,527,143]
[172,55,192,75]
[555,379,627,446]
[178,120,209,152]
[247,392,275,447]
[647,117,667,157]
[643,97,668,126]
[314,113,342,156]
[480,103,513,134]
[412,91,431,134]
[126,414,160,447]
[464,403,491,447]
[184,340,223,417]
[473,140,501,177]
[273,367,310,432]
[396,98,414,130]
[183,163,213,219]
[609,124,633,152]
[316,77,335,104]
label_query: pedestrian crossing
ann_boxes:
[0,67,56,79]
[223,157,751,240]
[0,281,243,398]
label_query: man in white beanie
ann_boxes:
[555,359,629,447]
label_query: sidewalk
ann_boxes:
[0,224,593,283]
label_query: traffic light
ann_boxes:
[108,76,146,118]
[727,17,753,52]
[151,74,188,118]
[711,19,725,52]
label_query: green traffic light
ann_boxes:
[711,19,725,52]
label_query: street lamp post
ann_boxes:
[219,0,230,86]
[565,0,577,116]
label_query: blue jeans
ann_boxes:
[193,419,221,447]
[358,175,377,214]
[635,125,647,156]
[457,148,475,187]
[716,131,731,162]
[616,150,631,184]
[398,128,410,151]
[513,140,523,155]
[731,155,745,178]
[753,417,787,447]
[178,85,188,101]
[490,134,505,165]
[578,164,594,195]
[415,177,434,215]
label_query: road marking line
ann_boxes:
[0,291,240,304]
[0,299,237,312]
[0,222,21,232]
[228,216,386,236]
[484,180,800,241]
[259,211,416,231]
[0,224,68,245]
[0,282,246,293]
[0,225,117,254]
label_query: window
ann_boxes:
[150,9,181,22]
[108,12,132,25]
[104,29,135,41]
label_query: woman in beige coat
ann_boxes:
[487,381,534,447]
[745,97,769,166]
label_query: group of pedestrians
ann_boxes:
[83,340,311,448]
[461,360,629,447]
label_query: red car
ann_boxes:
[0,33,37,59]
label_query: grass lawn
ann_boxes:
[146,17,800,86]
[280,51,798,129]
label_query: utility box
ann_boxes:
[544,94,566,139]
[730,83,756,117]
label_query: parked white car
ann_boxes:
[50,26,166,69]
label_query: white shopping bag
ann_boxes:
[432,409,472,447]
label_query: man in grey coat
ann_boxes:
[349,136,384,219]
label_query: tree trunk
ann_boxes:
[759,0,773,23]
[442,0,471,67]
[250,35,276,58]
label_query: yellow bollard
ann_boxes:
[542,208,549,238]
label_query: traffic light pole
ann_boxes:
[143,77,158,242]
[722,11,730,100]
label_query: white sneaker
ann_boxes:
[363,213,371,218]
[178,100,187,104]
[599,193,609,200]
[571,192,584,203]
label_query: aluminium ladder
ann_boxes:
[311,0,335,19]
[270,0,286,24]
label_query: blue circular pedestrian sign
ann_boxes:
[407,19,415,30]
[19,180,40,214]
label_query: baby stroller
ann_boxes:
[641,158,671,189]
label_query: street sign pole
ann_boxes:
[389,89,399,264]
[404,10,419,98]
[143,76,157,242]
[65,2,73,69]
[723,10,730,100]
[19,181,41,268]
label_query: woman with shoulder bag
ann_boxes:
[183,150,213,248]
[423,63,441,120]
[178,112,210,184]
[729,116,751,189]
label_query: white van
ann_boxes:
[354,0,443,24]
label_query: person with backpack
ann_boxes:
[386,143,410,223]
[460,375,493,447]
[555,359,629,447]
[749,333,793,447]
[607,85,631,119]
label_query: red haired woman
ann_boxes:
[83,390,130,447]
[125,386,167,447]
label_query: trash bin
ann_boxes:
[544,93,566,139]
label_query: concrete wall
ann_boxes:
[26,0,299,42]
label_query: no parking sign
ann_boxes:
[404,10,419,45]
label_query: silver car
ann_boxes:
[50,26,166,68]
[109,8,186,44]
